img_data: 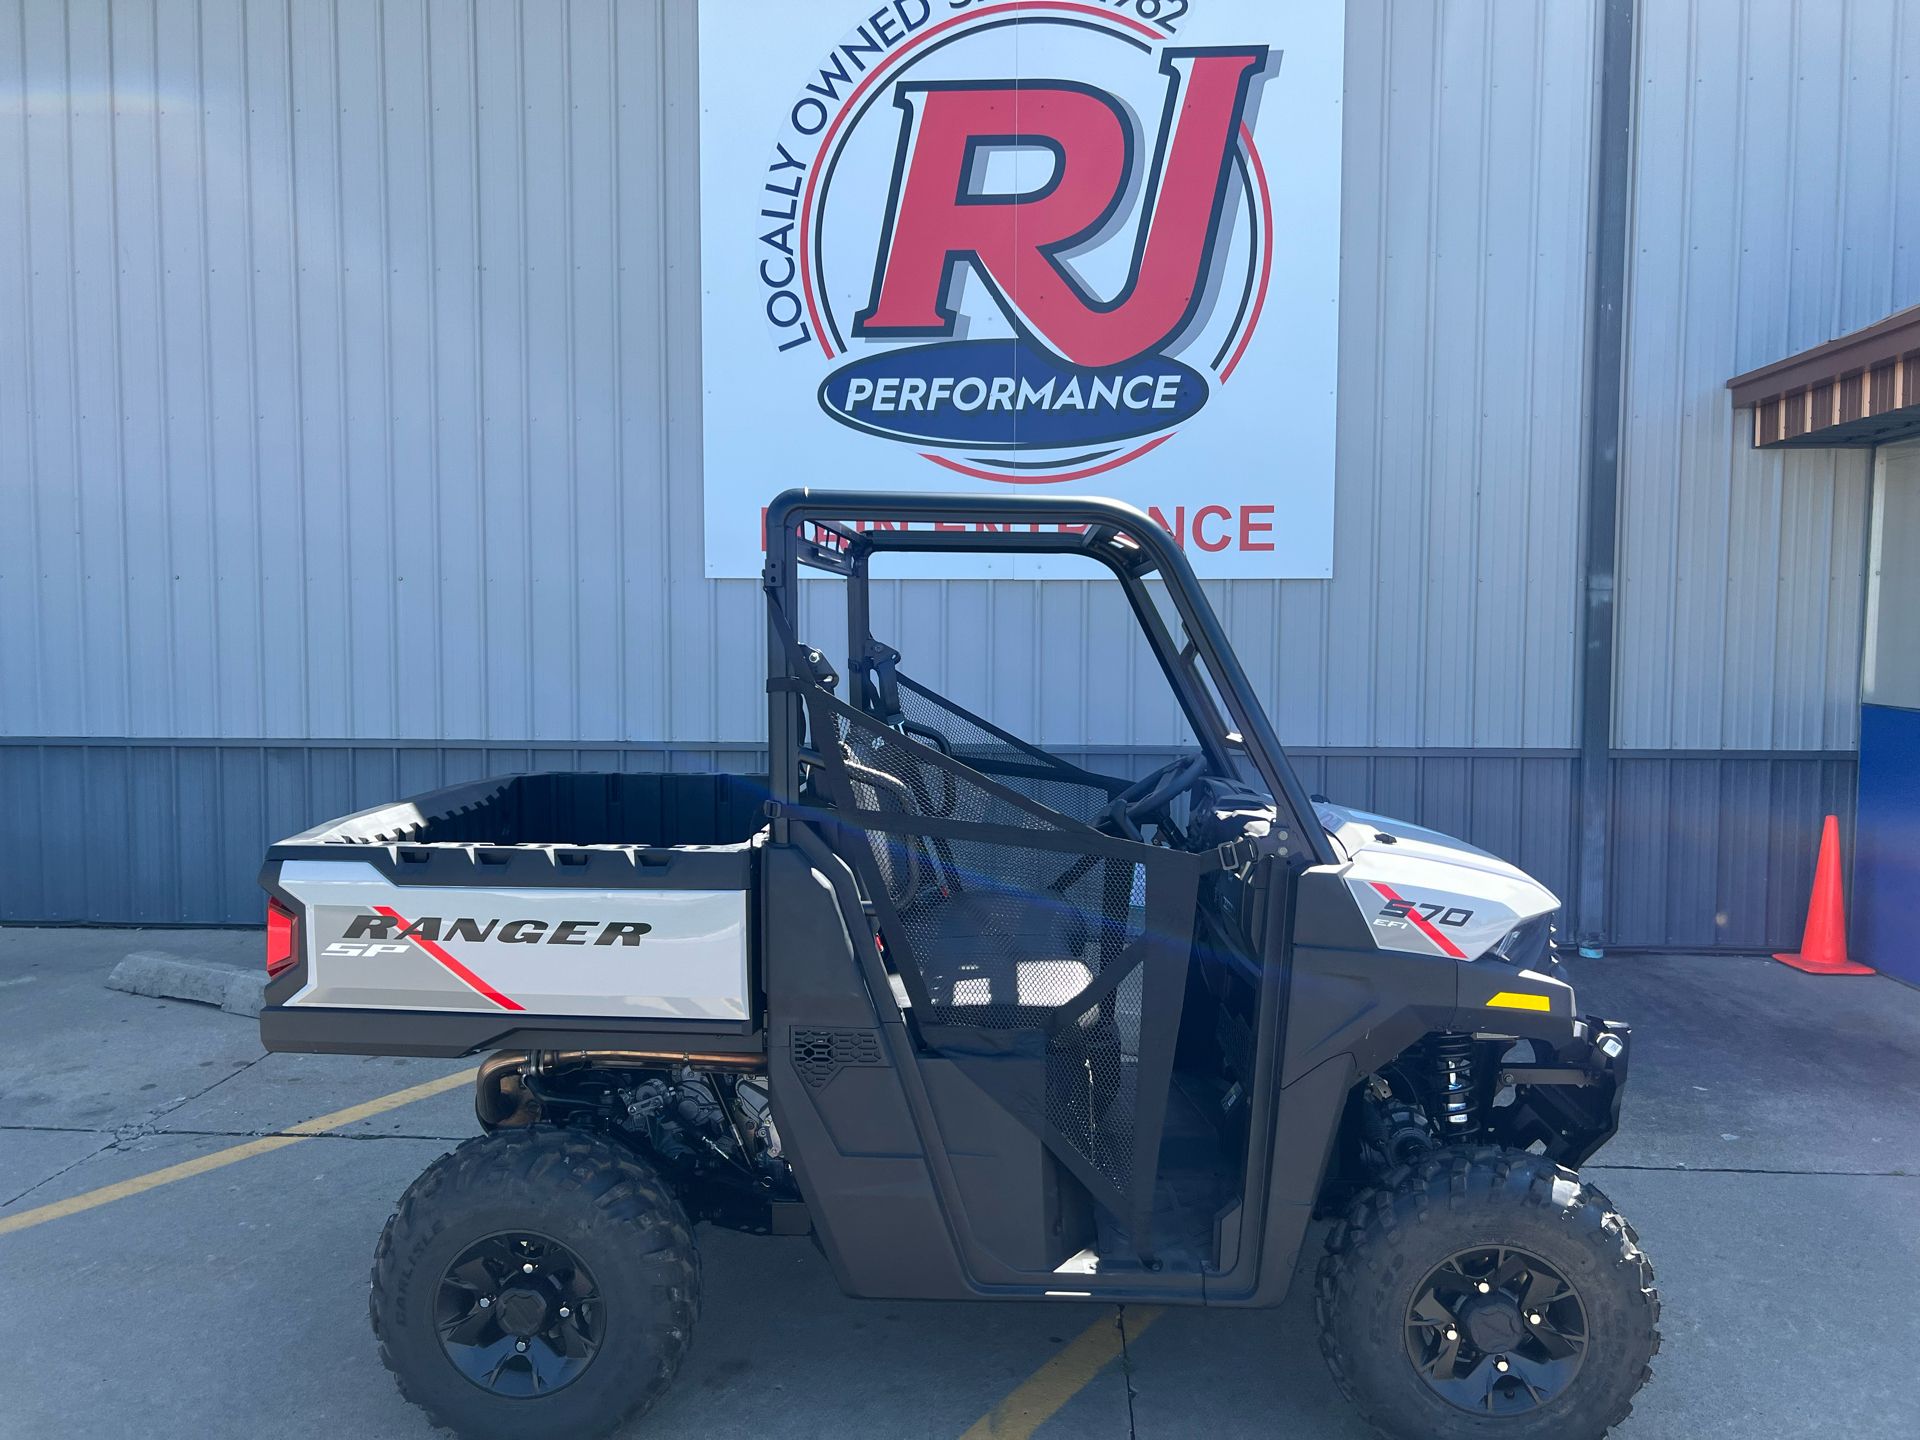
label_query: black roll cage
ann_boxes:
[761,487,1332,869]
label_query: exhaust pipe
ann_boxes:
[475,1050,537,1129]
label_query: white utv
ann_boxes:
[259,490,1657,1440]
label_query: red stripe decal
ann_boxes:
[373,905,525,1012]
[1369,883,1467,959]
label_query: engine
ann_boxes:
[608,1070,797,1231]
[475,1052,798,1232]
[621,1073,786,1180]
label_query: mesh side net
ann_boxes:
[1048,966,1146,1193]
[893,674,1123,826]
[808,686,1198,1240]
[831,705,1143,1029]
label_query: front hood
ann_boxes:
[1314,801,1558,961]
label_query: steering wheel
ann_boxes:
[1098,751,1210,842]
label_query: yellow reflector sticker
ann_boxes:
[1486,991,1552,1012]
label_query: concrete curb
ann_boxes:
[106,951,265,1018]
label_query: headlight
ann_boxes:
[1493,913,1555,969]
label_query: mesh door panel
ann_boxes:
[807,687,1197,1241]
[1047,967,1145,1194]
[830,706,1143,1027]
[833,706,1144,1029]
[900,838,1142,1029]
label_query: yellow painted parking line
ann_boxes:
[0,1066,477,1238]
[272,1068,478,1136]
[959,1305,1162,1440]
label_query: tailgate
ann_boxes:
[259,843,759,1058]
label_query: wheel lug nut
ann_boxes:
[1444,1328,1457,1341]
[522,1262,536,1274]
[558,1306,571,1318]
[1528,1312,1542,1325]
[1495,1357,1510,1373]
[477,1297,492,1308]
[1476,1281,1491,1294]
[515,1339,528,1352]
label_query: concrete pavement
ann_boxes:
[1,928,1916,1438]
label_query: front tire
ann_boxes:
[370,1127,700,1440]
[1316,1147,1658,1440]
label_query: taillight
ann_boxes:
[266,898,299,979]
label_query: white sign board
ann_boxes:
[699,0,1344,577]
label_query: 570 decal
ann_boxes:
[1375,898,1475,930]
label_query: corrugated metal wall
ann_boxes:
[1598,0,1918,946]
[1615,0,1919,751]
[0,0,707,745]
[0,0,1903,942]
[0,0,1598,753]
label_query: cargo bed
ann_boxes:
[258,772,770,1058]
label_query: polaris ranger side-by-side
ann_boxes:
[260,490,1657,1440]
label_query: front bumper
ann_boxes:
[1490,1016,1631,1167]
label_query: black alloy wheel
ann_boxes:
[1404,1245,1587,1414]
[1315,1147,1658,1440]
[371,1127,700,1440]
[437,1231,603,1397]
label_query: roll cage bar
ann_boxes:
[761,488,1333,869]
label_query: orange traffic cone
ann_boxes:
[1773,815,1874,974]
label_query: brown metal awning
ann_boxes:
[1729,304,1920,448]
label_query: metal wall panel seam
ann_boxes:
[328,0,353,737]
[515,0,533,742]
[565,1,580,744]
[1408,7,1441,750]
[1509,2,1546,751]
[1349,1,1390,751]
[279,0,312,737]
[1663,0,1703,752]
[1357,1,1398,749]
[1574,0,1635,946]
[1710,0,1751,753]
[459,0,490,738]
[1462,0,1494,748]
[605,0,626,749]
[385,0,406,741]
[1830,0,1854,338]
[1688,0,1732,753]
[69,4,108,734]
[105,0,138,740]
[664,0,703,746]
[6,1,44,736]
[143,0,181,737]
[191,1,227,738]
[1897,0,1915,299]
[419,0,445,742]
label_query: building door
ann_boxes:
[1856,440,1920,984]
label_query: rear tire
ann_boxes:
[1316,1146,1657,1440]
[370,1127,700,1440]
